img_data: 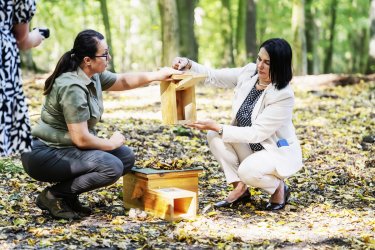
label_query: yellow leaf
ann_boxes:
[207,211,217,216]
[277,220,286,225]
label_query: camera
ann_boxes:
[33,28,50,38]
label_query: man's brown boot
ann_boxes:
[36,188,80,220]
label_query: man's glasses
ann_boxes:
[94,52,110,61]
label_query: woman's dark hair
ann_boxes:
[259,38,292,90]
[43,29,104,95]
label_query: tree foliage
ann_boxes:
[27,0,371,74]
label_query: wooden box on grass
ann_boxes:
[145,187,196,221]
[123,167,203,221]
[160,74,206,125]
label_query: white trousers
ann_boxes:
[207,131,284,194]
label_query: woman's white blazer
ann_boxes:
[191,62,303,177]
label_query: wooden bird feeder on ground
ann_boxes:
[123,167,203,221]
[160,73,206,125]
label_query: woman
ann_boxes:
[1,0,45,156]
[172,38,302,210]
[21,29,181,220]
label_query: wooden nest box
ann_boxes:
[160,73,206,125]
[123,167,203,221]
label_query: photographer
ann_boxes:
[1,0,46,156]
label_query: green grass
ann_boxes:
[0,158,23,174]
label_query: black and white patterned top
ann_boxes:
[0,0,36,156]
[235,84,265,152]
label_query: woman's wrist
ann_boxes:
[185,58,192,70]
[146,71,161,82]
[218,125,223,135]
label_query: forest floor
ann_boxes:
[0,74,374,249]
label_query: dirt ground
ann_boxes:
[0,75,374,249]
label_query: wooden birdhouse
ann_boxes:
[160,73,206,125]
[123,167,203,221]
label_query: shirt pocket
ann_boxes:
[87,94,102,128]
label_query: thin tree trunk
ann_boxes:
[237,0,256,64]
[20,51,39,72]
[367,0,375,73]
[221,0,235,67]
[323,0,338,73]
[176,0,198,61]
[245,0,257,62]
[158,0,179,66]
[81,0,88,28]
[305,0,316,74]
[119,2,130,72]
[235,0,246,64]
[292,0,307,75]
[98,0,115,72]
[359,28,368,73]
[351,28,368,73]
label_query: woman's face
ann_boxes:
[256,47,271,83]
[91,39,111,73]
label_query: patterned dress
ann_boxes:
[0,0,36,156]
[235,83,265,152]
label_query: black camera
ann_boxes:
[33,28,50,38]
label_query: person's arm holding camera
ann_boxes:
[12,23,44,50]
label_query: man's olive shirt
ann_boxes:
[32,67,117,147]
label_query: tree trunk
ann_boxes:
[245,0,257,62]
[176,0,198,62]
[323,0,338,73]
[119,3,130,72]
[159,0,179,66]
[98,0,115,72]
[367,0,375,73]
[292,0,307,75]
[235,0,246,64]
[237,0,256,64]
[305,0,316,74]
[292,74,375,90]
[221,0,235,67]
[350,28,368,73]
[20,51,39,72]
[81,0,88,28]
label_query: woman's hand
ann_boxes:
[109,131,125,149]
[172,57,192,70]
[68,123,125,151]
[13,23,45,50]
[187,119,221,132]
[155,67,183,81]
[29,28,45,47]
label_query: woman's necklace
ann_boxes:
[257,80,269,88]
